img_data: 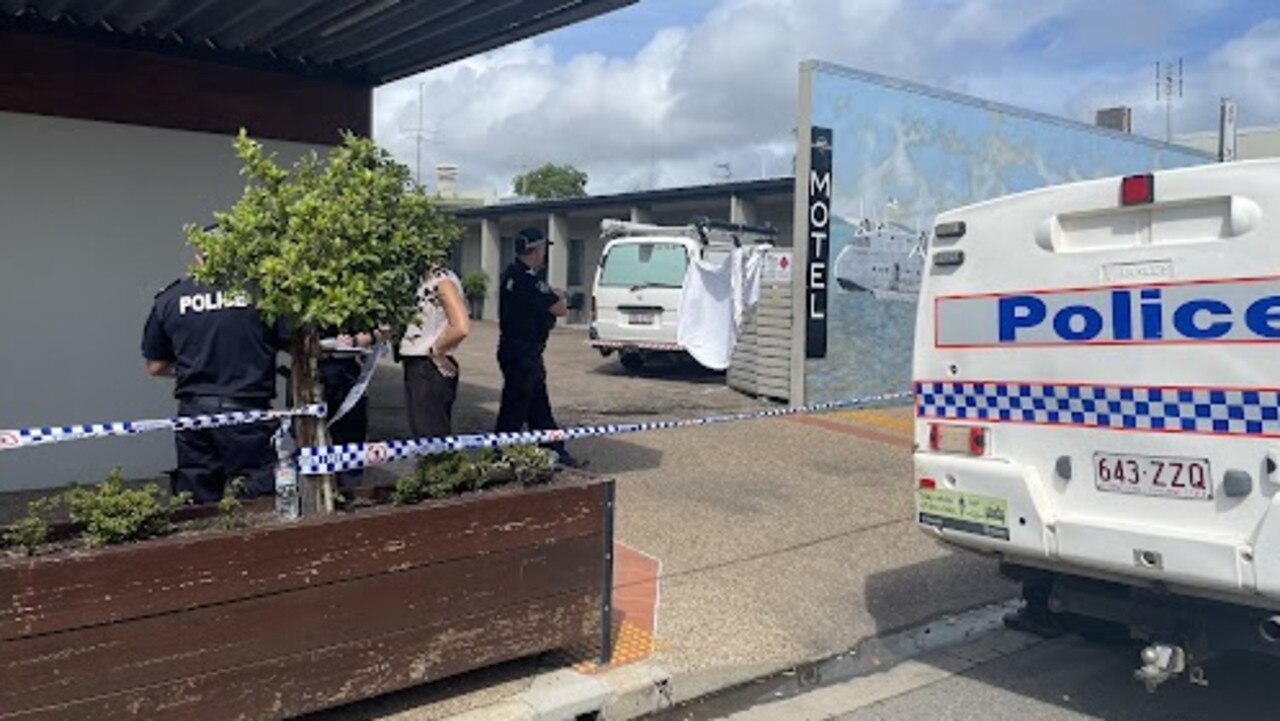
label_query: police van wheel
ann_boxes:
[620,352,646,371]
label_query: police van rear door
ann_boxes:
[914,159,1280,602]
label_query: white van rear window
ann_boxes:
[599,242,688,288]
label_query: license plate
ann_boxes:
[1093,452,1212,500]
[629,313,655,325]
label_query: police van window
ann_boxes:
[599,242,688,288]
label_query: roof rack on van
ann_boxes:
[600,217,777,248]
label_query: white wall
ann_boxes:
[0,112,318,491]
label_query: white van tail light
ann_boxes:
[918,477,938,489]
[928,423,988,456]
[1121,173,1154,206]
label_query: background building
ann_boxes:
[450,178,794,321]
[1178,124,1280,160]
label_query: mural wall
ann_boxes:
[799,62,1215,404]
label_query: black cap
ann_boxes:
[514,227,552,254]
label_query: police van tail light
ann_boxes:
[919,477,938,490]
[928,423,988,457]
[1121,173,1154,206]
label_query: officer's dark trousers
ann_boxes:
[495,354,567,453]
[321,357,369,490]
[403,355,458,439]
[174,395,276,505]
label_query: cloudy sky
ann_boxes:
[372,0,1280,197]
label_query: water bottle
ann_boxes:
[274,431,299,520]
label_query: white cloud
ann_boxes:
[372,0,1280,196]
[1205,19,1280,128]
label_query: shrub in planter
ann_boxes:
[63,469,191,548]
[485,444,556,486]
[2,469,192,556]
[392,453,477,505]
[217,479,250,531]
[392,446,555,505]
[3,497,56,555]
[189,131,461,515]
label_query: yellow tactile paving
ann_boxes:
[829,408,915,436]
[565,620,658,673]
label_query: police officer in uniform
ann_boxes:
[141,253,286,504]
[495,227,583,468]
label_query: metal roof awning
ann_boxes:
[0,0,635,85]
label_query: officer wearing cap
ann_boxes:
[141,249,286,504]
[495,227,583,467]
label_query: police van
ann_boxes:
[913,159,1280,689]
[589,217,775,371]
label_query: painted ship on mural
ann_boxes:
[833,215,926,301]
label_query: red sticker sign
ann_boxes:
[365,442,390,465]
[0,431,20,449]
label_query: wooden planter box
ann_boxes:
[0,475,614,721]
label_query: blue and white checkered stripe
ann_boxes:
[298,391,912,475]
[0,404,327,451]
[916,381,1280,436]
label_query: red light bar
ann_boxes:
[1121,174,1154,206]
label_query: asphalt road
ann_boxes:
[676,625,1280,721]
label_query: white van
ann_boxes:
[589,218,774,370]
[913,159,1280,689]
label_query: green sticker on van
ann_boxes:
[917,488,1010,541]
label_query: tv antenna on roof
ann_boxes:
[401,82,437,188]
[1156,58,1183,143]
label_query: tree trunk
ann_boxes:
[290,329,335,515]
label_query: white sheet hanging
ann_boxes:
[678,246,770,371]
[732,248,765,329]
[677,251,735,370]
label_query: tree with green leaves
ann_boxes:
[512,163,588,199]
[188,130,461,514]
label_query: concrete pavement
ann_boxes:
[307,322,1014,721]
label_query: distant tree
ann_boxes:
[512,163,588,199]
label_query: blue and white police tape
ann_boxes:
[298,390,912,476]
[0,404,328,451]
